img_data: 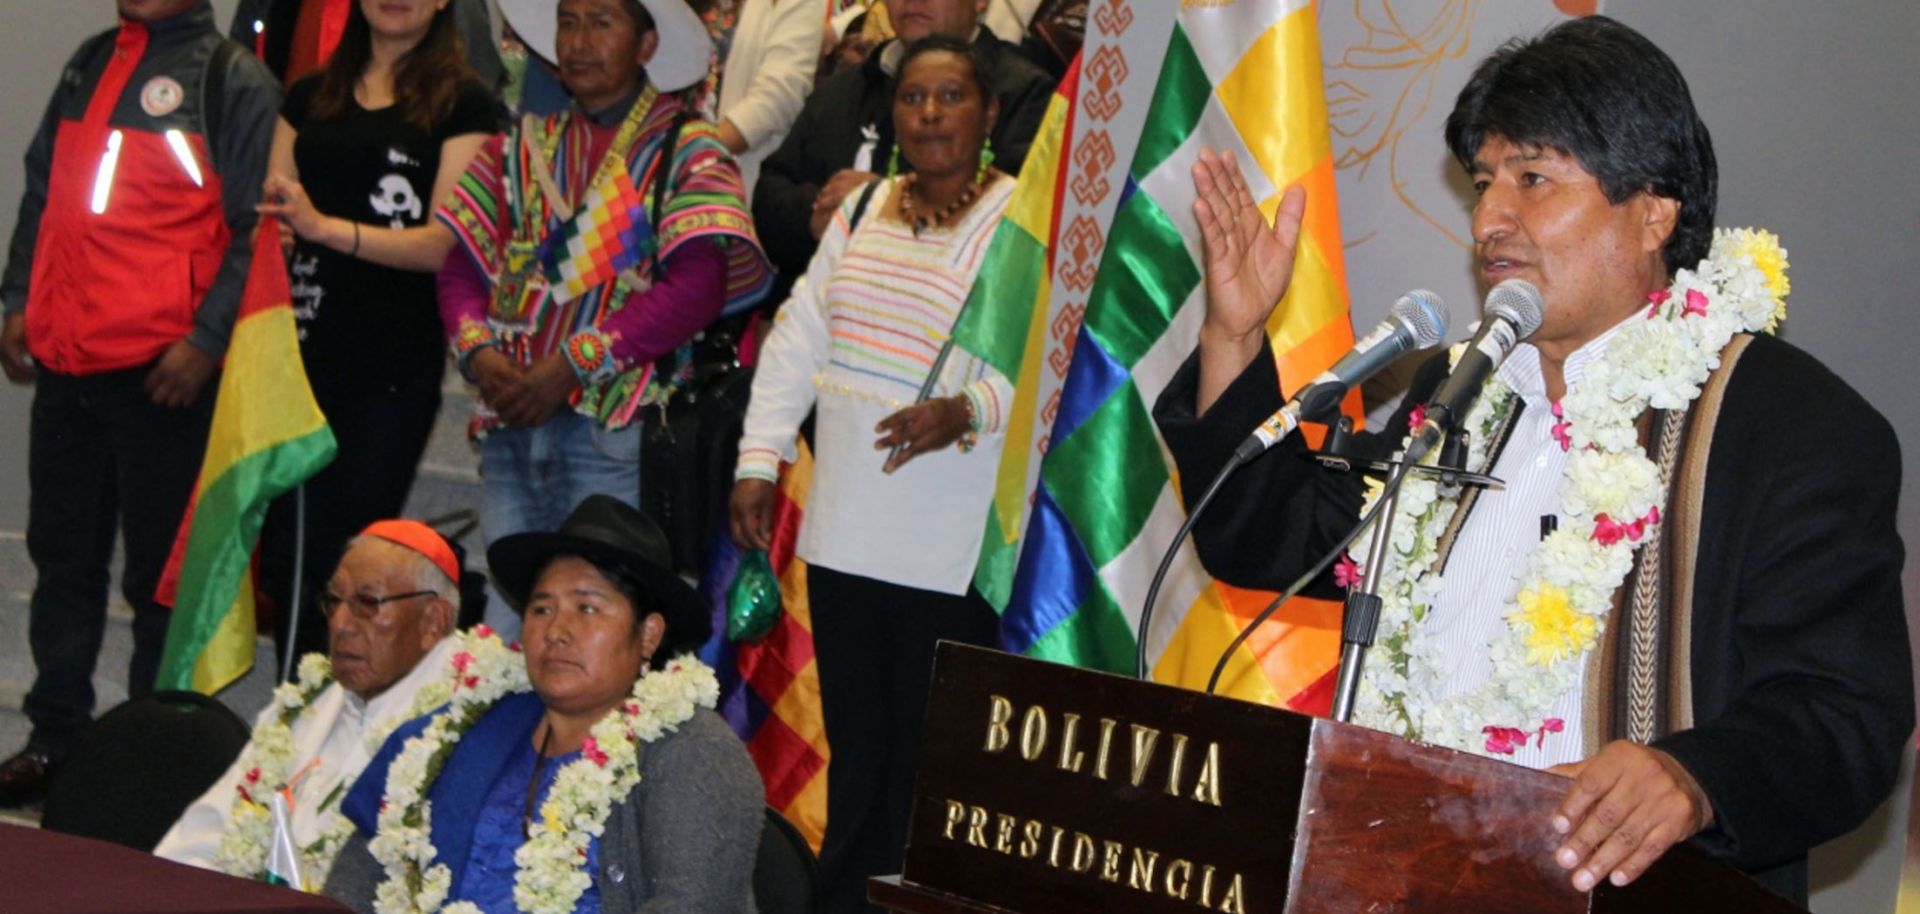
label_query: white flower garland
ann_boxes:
[214,651,456,889]
[1351,228,1790,758]
[367,627,720,914]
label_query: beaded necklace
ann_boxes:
[898,172,983,235]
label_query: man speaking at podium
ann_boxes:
[1153,15,1910,905]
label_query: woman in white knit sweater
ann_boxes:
[728,35,1014,914]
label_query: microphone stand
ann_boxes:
[1330,473,1400,723]
[1325,429,1499,723]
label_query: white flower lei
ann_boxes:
[1351,228,1790,758]
[213,650,457,888]
[367,627,720,914]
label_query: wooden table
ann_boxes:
[0,823,351,914]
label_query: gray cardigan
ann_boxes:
[323,709,763,914]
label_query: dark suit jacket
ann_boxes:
[1152,332,1913,903]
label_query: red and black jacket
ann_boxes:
[1,1,278,375]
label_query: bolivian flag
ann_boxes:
[155,217,336,693]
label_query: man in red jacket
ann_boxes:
[0,0,279,806]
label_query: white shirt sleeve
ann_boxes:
[735,180,878,481]
[720,0,826,153]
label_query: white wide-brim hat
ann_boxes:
[501,0,711,93]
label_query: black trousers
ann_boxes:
[809,563,1000,914]
[24,365,214,755]
[258,372,442,675]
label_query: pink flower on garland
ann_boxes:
[1334,553,1362,590]
[1683,288,1709,318]
[474,624,494,639]
[451,651,475,673]
[1483,725,1530,755]
[1537,718,1566,746]
[1645,288,1671,318]
[582,737,610,768]
[1593,506,1661,546]
[1407,403,1427,433]
[1550,400,1571,452]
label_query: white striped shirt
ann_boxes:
[1425,317,1630,768]
[738,176,1016,594]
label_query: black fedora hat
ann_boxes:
[487,495,710,659]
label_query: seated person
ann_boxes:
[323,496,763,913]
[155,520,463,887]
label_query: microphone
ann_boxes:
[1234,290,1448,462]
[1404,279,1545,463]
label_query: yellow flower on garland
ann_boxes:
[1513,585,1598,666]
[1728,228,1790,329]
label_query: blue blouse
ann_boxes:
[455,737,602,914]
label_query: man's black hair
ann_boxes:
[1444,15,1716,276]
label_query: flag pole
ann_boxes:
[282,483,306,683]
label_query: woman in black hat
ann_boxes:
[323,495,763,914]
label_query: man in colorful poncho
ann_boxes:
[1154,15,1909,906]
[154,520,460,888]
[438,0,772,634]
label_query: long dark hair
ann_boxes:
[310,1,478,131]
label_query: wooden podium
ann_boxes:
[871,643,1806,914]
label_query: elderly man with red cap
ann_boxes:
[153,520,466,889]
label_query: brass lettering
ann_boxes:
[1056,712,1087,773]
[1070,832,1096,873]
[1048,826,1066,868]
[941,800,965,840]
[1100,840,1124,883]
[1129,724,1162,787]
[1164,733,1190,797]
[1165,859,1194,900]
[1127,848,1161,892]
[1019,820,1043,858]
[1200,864,1216,907]
[1218,873,1246,914]
[984,695,1014,753]
[966,806,990,848]
[994,813,1016,855]
[1191,742,1224,807]
[1019,705,1048,761]
[1094,718,1117,779]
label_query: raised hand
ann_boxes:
[1190,149,1306,413]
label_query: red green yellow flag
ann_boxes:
[155,218,336,693]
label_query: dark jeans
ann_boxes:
[808,564,1000,914]
[258,372,442,676]
[24,365,214,756]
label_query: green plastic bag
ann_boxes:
[727,549,782,642]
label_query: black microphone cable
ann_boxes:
[1200,453,1419,696]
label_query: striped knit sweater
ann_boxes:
[737,174,1015,594]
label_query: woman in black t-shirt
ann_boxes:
[256,0,501,673]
